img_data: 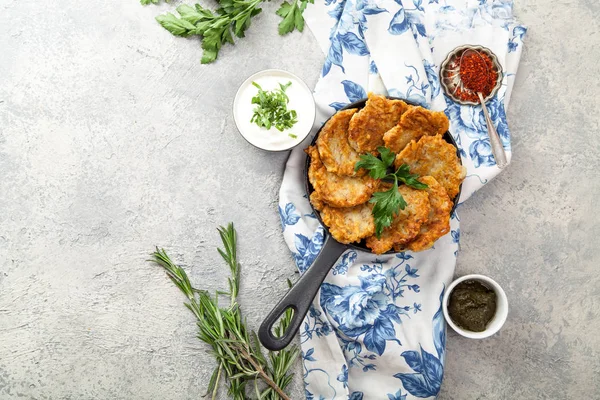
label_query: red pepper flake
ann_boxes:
[458,50,498,101]
[453,85,479,103]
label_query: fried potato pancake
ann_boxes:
[317,201,375,245]
[396,176,452,252]
[348,93,409,153]
[309,191,326,212]
[316,108,365,177]
[307,146,379,208]
[383,107,450,153]
[365,185,431,254]
[395,135,466,200]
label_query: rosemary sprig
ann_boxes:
[149,223,298,399]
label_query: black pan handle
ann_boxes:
[258,235,347,351]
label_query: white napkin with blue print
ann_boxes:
[278,1,526,398]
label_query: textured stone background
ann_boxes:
[1,0,598,398]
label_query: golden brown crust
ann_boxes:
[316,108,365,177]
[307,145,379,208]
[395,135,466,200]
[383,107,450,154]
[365,185,431,254]
[319,203,375,244]
[309,191,326,212]
[397,176,453,252]
[348,93,409,154]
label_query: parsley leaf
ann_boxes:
[250,81,298,131]
[395,164,429,189]
[355,147,428,238]
[370,181,407,237]
[276,0,314,35]
[355,153,387,179]
[378,146,396,167]
[141,0,161,5]
[355,147,395,179]
[155,0,263,64]
[156,12,198,36]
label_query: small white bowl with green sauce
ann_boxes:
[443,274,508,339]
[233,69,316,152]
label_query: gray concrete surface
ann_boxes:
[0,0,598,399]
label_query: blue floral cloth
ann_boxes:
[278,1,526,398]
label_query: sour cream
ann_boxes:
[233,69,316,152]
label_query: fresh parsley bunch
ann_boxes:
[355,147,428,238]
[156,1,263,64]
[250,81,298,132]
[150,0,313,64]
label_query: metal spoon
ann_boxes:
[475,91,507,169]
[460,49,507,169]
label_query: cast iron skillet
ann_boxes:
[258,97,462,351]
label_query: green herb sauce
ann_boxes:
[448,280,497,332]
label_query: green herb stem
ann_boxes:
[149,223,297,399]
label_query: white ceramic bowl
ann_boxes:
[442,274,508,339]
[232,69,316,152]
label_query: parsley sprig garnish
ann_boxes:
[355,147,428,238]
[250,81,298,131]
